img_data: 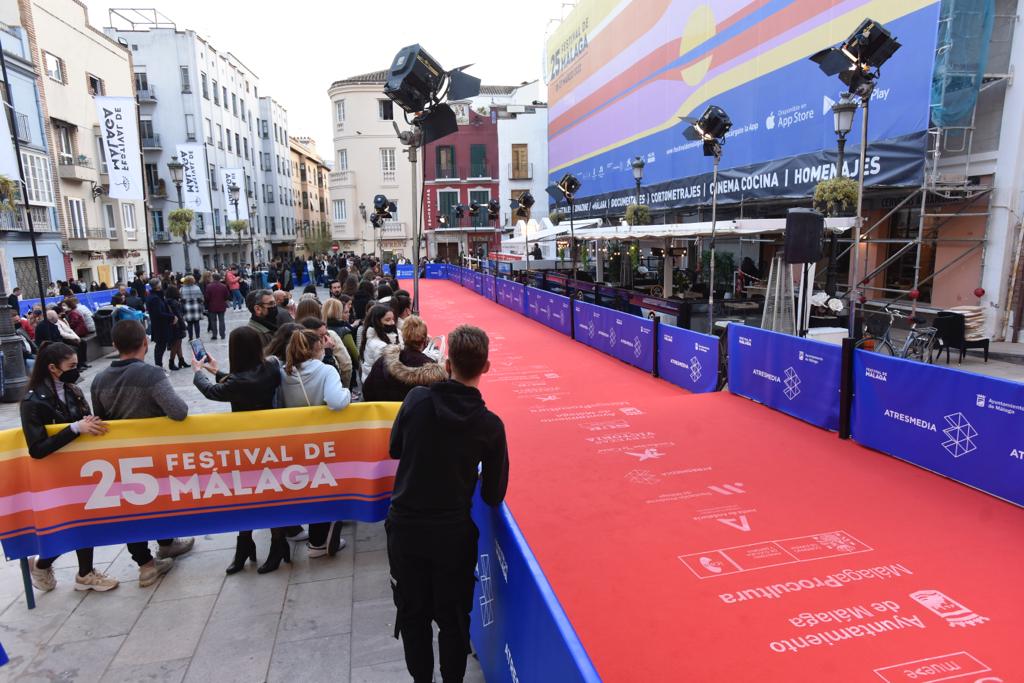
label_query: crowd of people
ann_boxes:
[18,252,508,682]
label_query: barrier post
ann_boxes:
[838,337,855,439]
[651,314,660,378]
[569,292,577,340]
[19,558,35,609]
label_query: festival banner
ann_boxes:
[727,324,841,430]
[0,403,399,560]
[94,96,144,200]
[176,143,212,213]
[657,323,719,393]
[526,287,571,336]
[852,351,1024,507]
[219,168,250,220]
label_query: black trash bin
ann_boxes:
[94,307,114,347]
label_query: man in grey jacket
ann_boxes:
[91,320,195,587]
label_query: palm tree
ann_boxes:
[228,219,248,265]
[168,208,195,272]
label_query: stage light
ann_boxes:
[370,214,383,228]
[373,194,390,213]
[810,18,900,97]
[469,201,481,217]
[556,173,581,201]
[545,183,563,205]
[682,105,732,146]
[487,199,500,220]
[455,204,466,219]
[518,191,535,209]
[438,214,448,226]
[384,45,445,114]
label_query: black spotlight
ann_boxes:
[469,201,481,217]
[373,194,390,213]
[518,191,535,209]
[682,105,732,157]
[454,204,466,219]
[810,18,901,97]
[556,173,581,201]
[370,213,383,228]
[487,199,500,220]
[545,183,563,205]
[437,214,448,227]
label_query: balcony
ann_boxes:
[69,228,111,252]
[329,170,355,186]
[509,163,533,180]
[137,86,156,102]
[58,156,95,182]
[379,220,406,235]
[435,165,458,180]
[154,231,171,243]
[142,134,162,150]
[148,179,168,198]
[469,163,494,179]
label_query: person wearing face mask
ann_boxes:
[245,289,279,348]
[359,304,400,384]
[21,342,119,593]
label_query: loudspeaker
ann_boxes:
[784,208,824,264]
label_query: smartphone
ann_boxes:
[189,338,207,361]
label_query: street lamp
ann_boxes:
[631,156,645,207]
[249,199,258,269]
[229,183,241,267]
[552,173,581,280]
[826,93,857,296]
[166,155,191,273]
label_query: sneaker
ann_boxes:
[285,526,309,542]
[74,570,119,592]
[28,557,56,592]
[156,537,195,559]
[139,558,173,587]
[306,538,345,559]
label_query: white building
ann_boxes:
[494,81,548,229]
[105,9,269,273]
[257,96,296,260]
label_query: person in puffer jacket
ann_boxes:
[359,304,399,383]
[362,316,446,402]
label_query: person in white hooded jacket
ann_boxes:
[279,327,351,558]
[359,304,399,383]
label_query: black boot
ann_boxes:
[257,538,291,574]
[225,534,257,575]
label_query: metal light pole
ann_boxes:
[249,199,257,268]
[631,156,645,206]
[827,92,856,297]
[166,155,191,273]
[849,88,872,337]
[229,183,241,267]
[707,146,722,332]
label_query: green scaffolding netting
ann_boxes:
[930,0,996,127]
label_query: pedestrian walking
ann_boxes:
[180,275,205,341]
[144,279,175,369]
[204,273,230,340]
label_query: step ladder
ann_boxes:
[761,254,795,334]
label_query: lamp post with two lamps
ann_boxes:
[228,184,242,267]
[166,154,191,274]
[826,92,858,297]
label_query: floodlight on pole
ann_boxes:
[553,173,582,280]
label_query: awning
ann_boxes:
[503,218,603,246]
[573,217,856,241]
[431,227,502,233]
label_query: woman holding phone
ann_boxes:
[193,326,282,574]
[22,343,119,592]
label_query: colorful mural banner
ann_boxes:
[0,403,399,561]
[545,0,942,214]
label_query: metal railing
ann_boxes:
[142,134,161,148]
[137,86,156,101]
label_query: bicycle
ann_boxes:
[855,307,938,363]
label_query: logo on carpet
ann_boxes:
[941,413,977,458]
[909,589,989,628]
[619,406,643,416]
[624,447,664,461]
[625,469,660,485]
[783,366,801,400]
[689,356,702,383]
[708,483,745,496]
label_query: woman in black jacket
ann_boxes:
[362,316,446,402]
[352,279,375,322]
[165,285,188,370]
[193,326,283,574]
[21,343,119,593]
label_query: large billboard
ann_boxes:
[546,0,941,218]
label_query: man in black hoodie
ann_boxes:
[386,324,509,683]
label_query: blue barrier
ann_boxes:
[526,287,571,336]
[18,289,121,316]
[728,325,842,430]
[470,491,600,682]
[658,324,720,393]
[473,272,483,295]
[496,279,526,315]
[0,640,6,666]
[573,300,654,372]
[425,263,445,279]
[851,350,1024,506]
[396,264,414,279]
[483,274,497,301]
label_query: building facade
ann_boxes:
[257,96,295,260]
[327,71,411,258]
[32,0,146,287]
[288,135,329,257]
[105,11,269,273]
[495,82,548,233]
[0,3,65,299]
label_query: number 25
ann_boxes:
[81,457,159,510]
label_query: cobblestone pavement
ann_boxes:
[0,295,484,683]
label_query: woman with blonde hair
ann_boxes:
[322,297,359,386]
[362,316,446,402]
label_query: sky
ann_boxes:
[84,0,565,159]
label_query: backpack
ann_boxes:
[114,305,145,322]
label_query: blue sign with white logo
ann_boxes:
[658,324,719,394]
[396,264,414,279]
[573,301,653,372]
[852,351,1024,507]
[526,287,571,336]
[483,274,497,301]
[425,263,445,279]
[728,324,841,430]
[473,272,483,295]
[497,279,526,315]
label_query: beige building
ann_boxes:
[327,71,412,258]
[31,0,147,286]
[288,136,329,256]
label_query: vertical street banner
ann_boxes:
[95,96,144,201]
[219,168,250,220]
[0,103,19,180]
[176,143,211,213]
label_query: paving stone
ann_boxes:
[266,633,351,683]
[109,595,215,668]
[350,598,403,669]
[151,547,230,603]
[353,550,391,603]
[354,521,387,553]
[182,611,279,683]
[17,634,124,683]
[99,657,190,683]
[276,577,352,644]
[50,583,156,644]
[286,534,355,585]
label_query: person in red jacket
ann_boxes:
[204,273,230,340]
[225,267,243,311]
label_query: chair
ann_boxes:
[932,311,989,363]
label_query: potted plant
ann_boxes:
[0,174,17,213]
[809,291,844,327]
[549,210,564,225]
[699,250,735,297]
[813,177,858,217]
[168,208,195,272]
[625,204,651,226]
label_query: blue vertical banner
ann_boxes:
[852,351,1024,506]
[471,493,600,682]
[526,287,571,336]
[727,325,842,430]
[657,324,719,393]
[573,301,653,372]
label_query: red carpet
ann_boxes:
[419,281,1024,682]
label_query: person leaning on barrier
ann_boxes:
[21,342,120,594]
[362,316,446,403]
[90,320,195,587]
[300,316,352,389]
[386,324,509,683]
[192,326,283,575]
[359,304,400,384]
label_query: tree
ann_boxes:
[304,222,332,257]
[0,174,18,213]
[168,208,195,273]
[625,204,651,226]
[228,219,247,264]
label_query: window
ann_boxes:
[44,52,64,83]
[231,93,238,116]
[103,203,117,238]
[55,126,73,165]
[337,149,348,171]
[378,99,393,121]
[261,119,269,138]
[185,114,196,141]
[180,66,191,93]
[139,118,155,141]
[332,199,347,222]
[235,133,240,154]
[67,198,87,238]
[21,152,54,204]
[95,135,107,173]
[380,148,396,183]
[151,210,164,234]
[212,79,219,104]
[470,144,488,178]
[334,100,345,123]
[86,74,104,96]
[133,72,149,92]
[511,144,530,179]
[240,101,246,122]
[222,86,228,108]
[195,213,205,234]
[217,124,224,149]
[204,117,213,144]
[144,163,160,193]
[122,204,136,233]
[243,138,249,160]
[436,145,455,179]
[469,190,490,227]
[438,190,459,225]
[226,128,232,151]
[209,163,217,190]
[213,208,221,233]
[201,72,209,99]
